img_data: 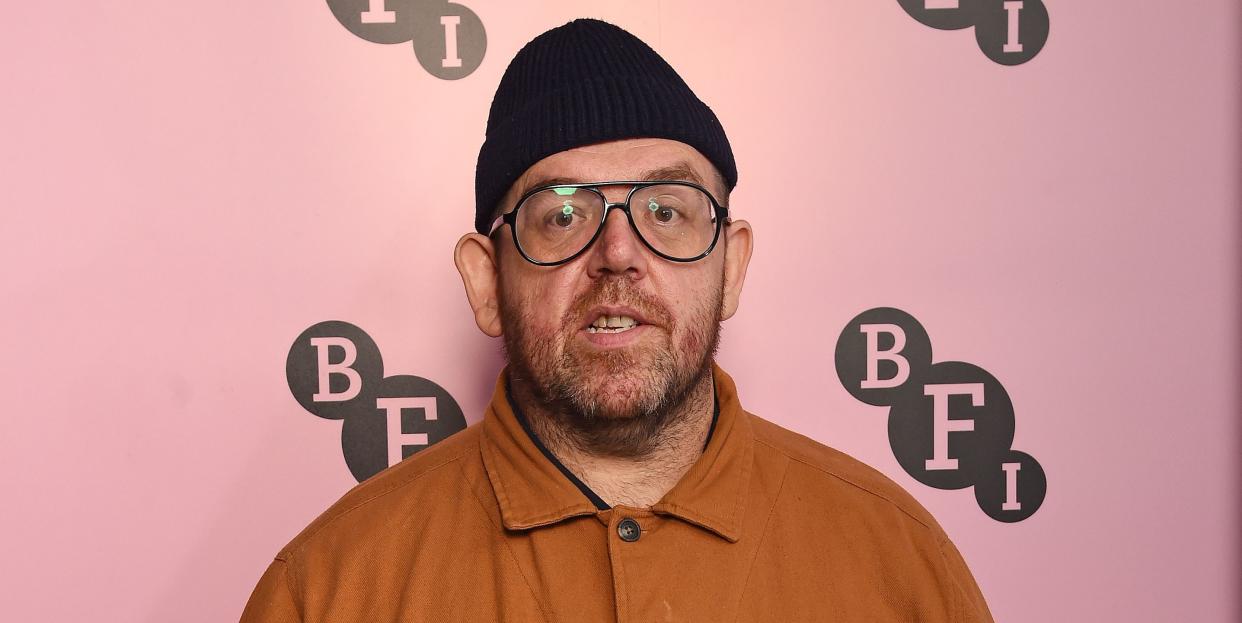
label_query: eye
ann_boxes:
[552,202,578,228]
[648,198,678,224]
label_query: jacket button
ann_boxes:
[617,517,641,542]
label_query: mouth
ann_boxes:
[580,306,653,337]
[586,314,643,334]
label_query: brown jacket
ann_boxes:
[242,366,993,622]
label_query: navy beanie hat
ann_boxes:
[473,18,738,234]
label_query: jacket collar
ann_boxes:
[479,364,753,542]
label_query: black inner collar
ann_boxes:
[505,380,721,511]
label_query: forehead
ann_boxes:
[503,138,721,204]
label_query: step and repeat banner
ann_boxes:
[2,1,1237,621]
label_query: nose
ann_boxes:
[585,202,648,280]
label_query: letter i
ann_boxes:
[1003,1,1024,53]
[1001,462,1021,510]
[441,16,463,68]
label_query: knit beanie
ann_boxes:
[473,18,737,234]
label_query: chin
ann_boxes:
[565,364,667,421]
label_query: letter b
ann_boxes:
[311,337,363,402]
[859,323,911,389]
[287,321,384,420]
[835,308,932,406]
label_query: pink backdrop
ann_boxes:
[2,1,1237,621]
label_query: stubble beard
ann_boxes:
[500,275,723,458]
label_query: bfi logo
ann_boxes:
[897,0,1050,65]
[836,308,1046,522]
[287,321,467,482]
[326,0,487,79]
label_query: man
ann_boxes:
[243,18,993,622]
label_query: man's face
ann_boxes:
[474,138,745,456]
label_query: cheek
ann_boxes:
[505,266,584,334]
[661,266,723,333]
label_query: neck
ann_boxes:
[510,369,716,508]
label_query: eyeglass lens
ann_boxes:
[514,185,717,263]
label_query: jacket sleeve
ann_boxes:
[240,559,302,623]
[937,536,995,623]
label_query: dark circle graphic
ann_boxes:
[887,361,1015,490]
[411,2,487,80]
[974,449,1046,521]
[974,0,1049,66]
[327,0,420,45]
[340,374,467,482]
[835,307,933,407]
[896,0,983,31]
[287,321,384,421]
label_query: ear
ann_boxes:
[720,219,754,321]
[454,233,503,337]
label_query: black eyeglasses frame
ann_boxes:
[489,180,731,267]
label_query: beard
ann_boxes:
[499,273,723,458]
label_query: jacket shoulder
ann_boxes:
[275,423,483,561]
[747,412,944,535]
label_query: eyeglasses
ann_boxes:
[489,180,731,266]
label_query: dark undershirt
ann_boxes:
[505,380,721,511]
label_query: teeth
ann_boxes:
[588,314,639,333]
